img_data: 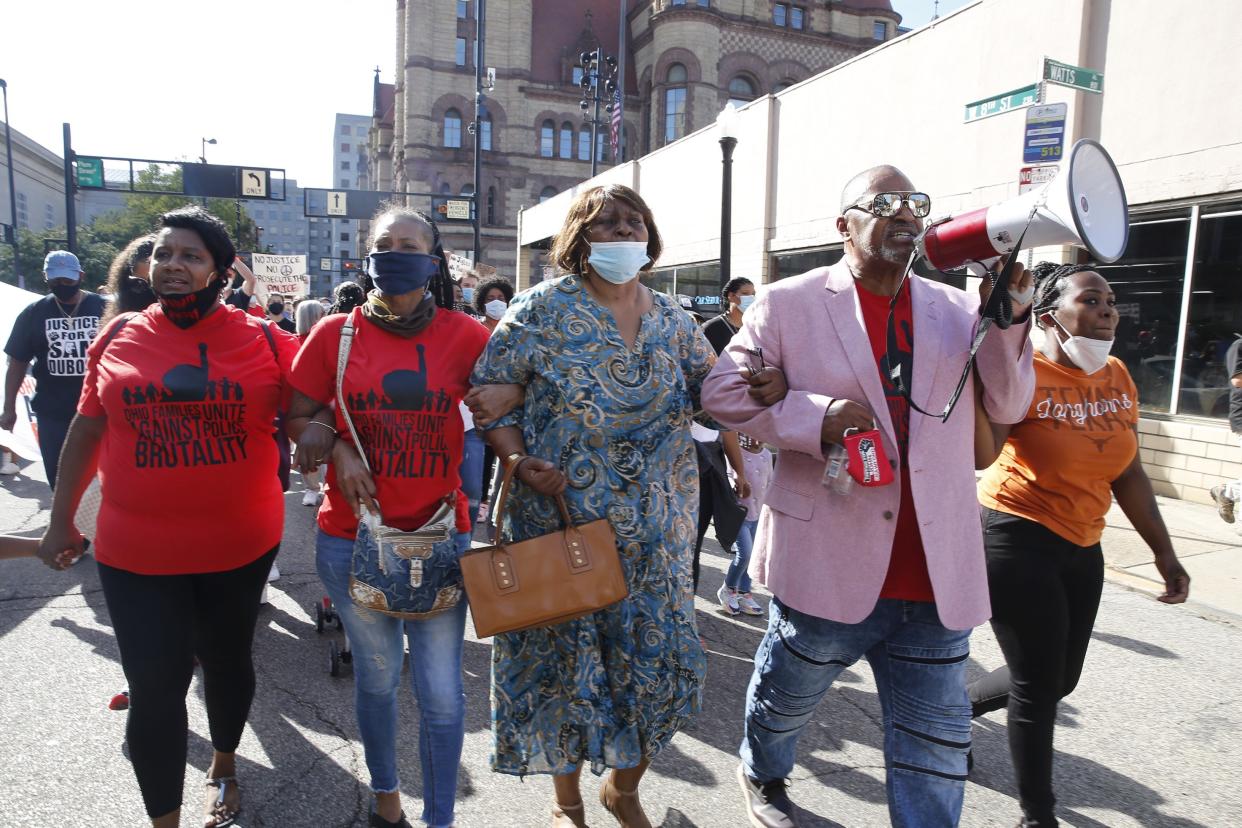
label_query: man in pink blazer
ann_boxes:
[702,165,1035,828]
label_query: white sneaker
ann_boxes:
[716,584,740,615]
[0,452,17,475]
[737,592,764,616]
[302,489,320,507]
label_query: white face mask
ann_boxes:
[587,241,650,285]
[738,294,755,312]
[1052,315,1113,374]
[484,298,507,320]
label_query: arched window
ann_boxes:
[773,79,796,94]
[578,128,591,161]
[539,186,559,203]
[540,119,555,157]
[728,76,756,107]
[480,114,492,151]
[559,122,574,159]
[664,63,687,145]
[443,109,462,148]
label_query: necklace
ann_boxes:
[53,296,80,319]
[720,312,739,333]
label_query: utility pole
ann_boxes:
[616,0,626,162]
[62,123,76,253]
[1,79,20,287]
[471,0,486,265]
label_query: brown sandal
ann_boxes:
[204,776,241,828]
[552,799,590,827]
[599,779,651,828]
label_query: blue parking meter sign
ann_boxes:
[1023,103,1067,164]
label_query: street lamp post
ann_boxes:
[200,137,216,208]
[717,103,738,289]
[579,49,618,179]
[0,79,20,288]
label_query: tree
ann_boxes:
[0,227,118,291]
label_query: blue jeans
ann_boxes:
[459,428,485,529]
[725,519,757,593]
[742,598,972,828]
[316,530,466,827]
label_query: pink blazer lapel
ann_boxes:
[822,264,898,447]
[907,275,944,446]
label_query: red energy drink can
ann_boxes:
[843,428,894,487]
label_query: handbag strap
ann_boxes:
[334,310,372,477]
[491,458,575,546]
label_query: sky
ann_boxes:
[2,0,393,190]
[1,0,971,190]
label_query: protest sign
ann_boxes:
[251,254,310,299]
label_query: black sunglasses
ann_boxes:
[847,192,932,219]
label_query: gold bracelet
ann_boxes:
[306,420,338,436]
[504,452,526,470]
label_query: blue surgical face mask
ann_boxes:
[366,250,440,295]
[587,241,650,285]
[738,294,756,312]
[462,286,475,303]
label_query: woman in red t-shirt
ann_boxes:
[37,207,299,828]
[970,263,1190,827]
[287,206,488,828]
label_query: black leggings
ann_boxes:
[98,547,277,818]
[968,509,1103,826]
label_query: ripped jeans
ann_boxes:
[316,529,466,827]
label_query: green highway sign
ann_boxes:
[964,84,1041,123]
[76,156,104,188]
[1043,57,1104,94]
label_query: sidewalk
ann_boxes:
[1101,493,1242,619]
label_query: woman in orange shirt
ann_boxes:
[971,262,1190,828]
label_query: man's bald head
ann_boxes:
[840,165,914,213]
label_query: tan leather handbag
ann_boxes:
[460,460,628,638]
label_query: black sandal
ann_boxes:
[204,776,241,828]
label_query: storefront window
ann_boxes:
[771,246,843,280]
[646,262,722,313]
[1097,209,1191,414]
[1173,205,1242,418]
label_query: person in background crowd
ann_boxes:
[37,207,299,828]
[2,251,107,489]
[719,432,772,617]
[294,299,328,508]
[969,262,1190,828]
[1209,334,1242,523]
[468,277,519,523]
[473,277,514,334]
[289,204,488,828]
[101,234,157,324]
[331,281,367,315]
[224,257,264,318]
[702,277,756,355]
[266,292,297,333]
[458,269,479,314]
[703,165,1036,828]
[470,183,711,828]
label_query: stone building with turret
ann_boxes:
[369,0,901,281]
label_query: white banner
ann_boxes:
[0,282,47,460]
[251,254,310,299]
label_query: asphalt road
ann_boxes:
[1,464,1239,827]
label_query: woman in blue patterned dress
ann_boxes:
[469,184,712,828]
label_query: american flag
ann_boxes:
[609,89,622,161]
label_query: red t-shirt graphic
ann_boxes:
[856,283,934,603]
[291,308,489,540]
[78,304,298,575]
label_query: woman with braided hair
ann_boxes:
[969,261,1191,827]
[287,204,489,828]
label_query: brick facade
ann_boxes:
[370,0,899,282]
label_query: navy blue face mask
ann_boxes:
[366,250,441,296]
